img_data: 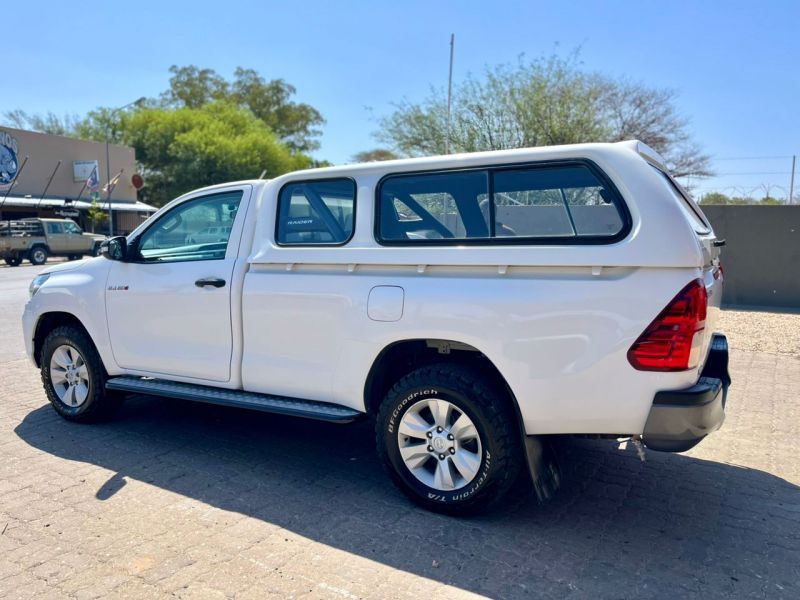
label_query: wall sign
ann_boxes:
[73,160,99,182]
[0,130,19,187]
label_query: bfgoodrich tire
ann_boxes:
[376,364,523,515]
[40,325,122,422]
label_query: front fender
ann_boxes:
[23,259,119,374]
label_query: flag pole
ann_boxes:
[74,165,94,204]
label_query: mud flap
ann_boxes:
[524,435,561,502]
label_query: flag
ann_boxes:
[86,165,99,192]
[103,171,123,195]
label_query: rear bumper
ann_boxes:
[642,334,731,452]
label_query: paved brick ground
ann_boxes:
[1,265,798,599]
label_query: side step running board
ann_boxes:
[106,376,362,423]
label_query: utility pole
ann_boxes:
[790,155,796,205]
[446,33,455,155]
[105,97,146,236]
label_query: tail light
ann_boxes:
[628,279,708,371]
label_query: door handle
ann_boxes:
[195,277,226,288]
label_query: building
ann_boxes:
[0,126,156,235]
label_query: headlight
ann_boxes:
[29,273,50,298]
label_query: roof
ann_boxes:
[180,141,655,198]
[0,195,157,213]
[289,140,651,179]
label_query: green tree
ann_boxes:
[699,192,731,205]
[229,68,324,153]
[87,199,107,232]
[700,193,785,205]
[158,65,325,153]
[123,102,310,206]
[351,149,399,163]
[2,109,81,136]
[160,65,230,108]
[378,53,711,178]
[3,64,324,154]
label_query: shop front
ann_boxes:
[0,126,156,235]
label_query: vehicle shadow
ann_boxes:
[15,396,800,598]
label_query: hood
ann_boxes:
[84,232,107,240]
[40,257,98,275]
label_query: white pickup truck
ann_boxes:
[22,141,730,514]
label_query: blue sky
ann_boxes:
[7,0,800,198]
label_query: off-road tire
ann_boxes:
[376,363,523,515]
[40,325,123,422]
[29,246,48,265]
[4,257,21,267]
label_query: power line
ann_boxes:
[714,155,794,161]
[714,171,793,176]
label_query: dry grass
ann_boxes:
[718,308,800,357]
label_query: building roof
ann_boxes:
[0,195,157,213]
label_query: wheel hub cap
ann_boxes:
[397,398,483,491]
[49,344,90,408]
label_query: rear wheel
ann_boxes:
[4,257,21,267]
[375,364,523,515]
[29,246,48,265]
[40,325,122,422]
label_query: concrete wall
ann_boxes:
[702,205,799,308]
[0,126,137,202]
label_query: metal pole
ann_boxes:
[106,129,113,236]
[446,33,454,154]
[790,155,796,205]
[0,155,29,209]
[37,160,62,208]
[104,97,145,237]
[74,166,92,204]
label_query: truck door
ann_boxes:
[45,221,67,253]
[105,186,251,382]
[62,220,87,254]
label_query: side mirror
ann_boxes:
[99,236,128,261]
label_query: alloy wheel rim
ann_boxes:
[49,344,90,407]
[397,398,483,491]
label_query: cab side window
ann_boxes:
[137,191,242,263]
[63,221,82,234]
[276,179,356,245]
[47,222,64,234]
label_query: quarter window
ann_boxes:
[276,179,356,245]
[377,163,627,243]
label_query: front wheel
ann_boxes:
[376,364,523,515]
[40,325,122,422]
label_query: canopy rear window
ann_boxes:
[377,161,629,245]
